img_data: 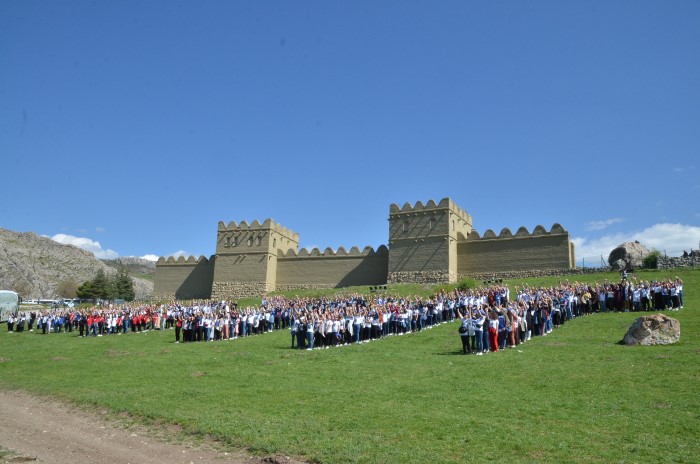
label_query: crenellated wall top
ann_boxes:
[156,255,216,265]
[280,244,389,258]
[389,197,472,224]
[466,224,569,241]
[217,218,299,242]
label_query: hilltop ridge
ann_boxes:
[0,228,153,299]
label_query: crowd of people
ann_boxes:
[3,275,686,357]
[453,275,684,355]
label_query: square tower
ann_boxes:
[387,198,472,284]
[212,219,299,299]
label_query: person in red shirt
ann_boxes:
[175,315,182,343]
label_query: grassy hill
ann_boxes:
[0,268,698,463]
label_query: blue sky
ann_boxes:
[2,1,699,265]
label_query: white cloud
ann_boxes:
[673,167,684,173]
[95,226,106,233]
[143,250,192,260]
[573,223,700,262]
[50,233,119,259]
[585,218,623,231]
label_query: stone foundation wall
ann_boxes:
[388,270,456,284]
[211,281,274,300]
[275,283,336,293]
[658,256,700,269]
[459,267,610,282]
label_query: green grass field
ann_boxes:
[1,269,699,463]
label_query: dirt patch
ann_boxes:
[191,371,206,377]
[51,357,68,361]
[0,358,9,363]
[167,423,184,434]
[0,390,307,464]
[252,456,300,464]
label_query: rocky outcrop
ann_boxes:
[102,257,156,278]
[608,241,651,269]
[658,255,700,270]
[0,228,153,300]
[109,257,156,269]
[610,259,627,271]
[623,314,680,346]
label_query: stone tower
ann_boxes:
[211,219,299,299]
[387,198,472,284]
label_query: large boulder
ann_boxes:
[623,314,680,346]
[611,259,627,271]
[608,241,651,269]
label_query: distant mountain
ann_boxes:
[102,257,156,281]
[0,228,153,300]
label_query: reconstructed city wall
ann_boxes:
[211,219,300,300]
[387,236,453,283]
[388,198,472,284]
[276,246,388,291]
[458,224,574,275]
[210,254,276,300]
[153,256,215,300]
[154,199,577,300]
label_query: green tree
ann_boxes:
[76,280,95,300]
[93,269,111,299]
[114,267,135,301]
[76,268,135,302]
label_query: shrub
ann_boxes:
[433,284,454,295]
[456,277,477,290]
[642,250,660,269]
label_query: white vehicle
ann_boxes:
[0,290,20,323]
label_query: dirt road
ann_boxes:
[0,391,302,464]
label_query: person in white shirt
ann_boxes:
[633,286,641,311]
[306,317,315,350]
